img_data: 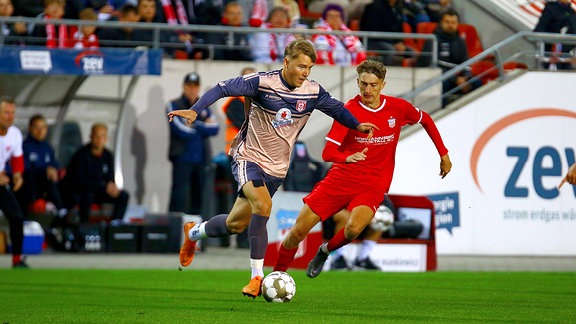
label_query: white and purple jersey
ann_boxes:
[190,70,360,178]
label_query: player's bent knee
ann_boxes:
[226,219,249,234]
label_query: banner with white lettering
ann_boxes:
[0,47,162,75]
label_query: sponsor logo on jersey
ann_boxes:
[265,94,281,100]
[356,134,395,145]
[271,108,294,128]
[388,117,396,128]
[296,100,307,112]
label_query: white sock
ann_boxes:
[250,258,264,278]
[358,240,376,260]
[188,222,207,241]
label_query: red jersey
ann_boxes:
[323,94,422,192]
[304,94,448,219]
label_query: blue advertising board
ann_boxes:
[0,47,162,75]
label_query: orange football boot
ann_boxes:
[241,276,263,298]
[179,222,198,267]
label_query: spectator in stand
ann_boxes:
[235,0,268,27]
[0,96,28,268]
[250,6,296,63]
[204,1,252,61]
[69,8,99,49]
[360,0,416,66]
[17,114,68,222]
[534,0,576,70]
[83,0,132,21]
[0,0,28,46]
[403,0,430,31]
[60,123,129,224]
[422,0,452,23]
[134,0,194,58]
[312,3,366,66]
[307,0,372,23]
[96,3,141,47]
[273,0,300,25]
[416,9,482,105]
[12,0,44,17]
[166,72,220,215]
[30,0,69,48]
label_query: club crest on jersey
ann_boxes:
[296,100,307,112]
[271,108,294,128]
[388,117,396,128]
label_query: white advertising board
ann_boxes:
[391,71,576,255]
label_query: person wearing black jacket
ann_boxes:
[534,0,576,70]
[359,0,415,66]
[204,1,252,61]
[416,9,481,105]
[61,123,129,224]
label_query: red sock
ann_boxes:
[273,244,298,272]
[12,254,21,265]
[327,229,351,252]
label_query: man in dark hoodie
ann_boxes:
[18,114,67,221]
[416,8,481,105]
[534,0,575,70]
[61,123,129,224]
[360,0,415,66]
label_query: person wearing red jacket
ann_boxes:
[69,8,99,49]
[312,4,366,66]
[273,59,452,278]
[0,96,28,268]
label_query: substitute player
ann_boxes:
[273,59,452,278]
[167,40,378,298]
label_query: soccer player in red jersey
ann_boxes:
[274,59,452,278]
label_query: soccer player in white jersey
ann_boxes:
[273,59,452,278]
[0,96,28,268]
[167,39,378,298]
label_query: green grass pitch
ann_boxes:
[1,270,575,323]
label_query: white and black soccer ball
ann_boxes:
[370,205,395,232]
[261,271,296,303]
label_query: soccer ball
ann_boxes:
[370,204,395,232]
[261,271,296,303]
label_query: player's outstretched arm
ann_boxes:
[439,153,452,179]
[167,109,198,125]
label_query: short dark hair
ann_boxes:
[0,95,15,105]
[284,39,317,63]
[28,114,46,128]
[266,6,290,23]
[119,3,138,16]
[356,59,387,81]
[440,8,460,21]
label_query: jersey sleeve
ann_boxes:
[420,111,449,157]
[322,118,350,163]
[402,101,424,126]
[315,86,360,130]
[190,75,259,114]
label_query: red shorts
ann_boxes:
[303,178,384,221]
